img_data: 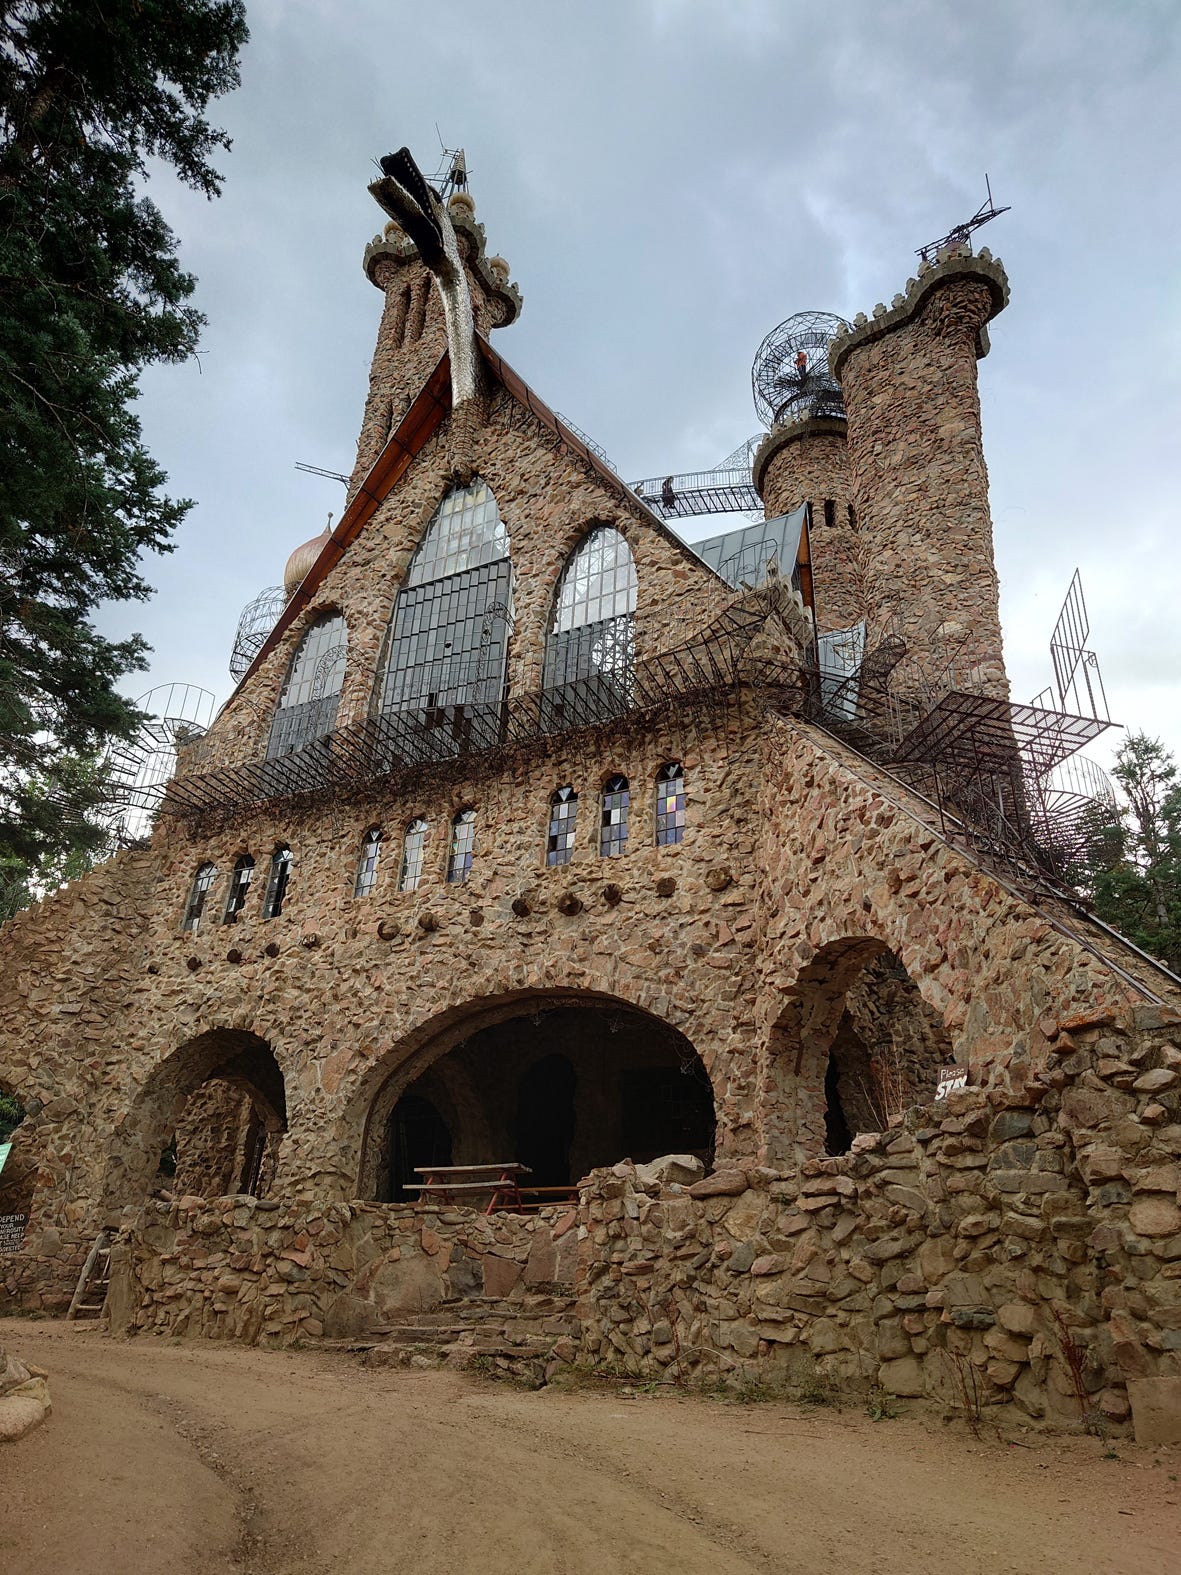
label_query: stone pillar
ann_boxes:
[753,416,861,634]
[348,192,523,498]
[831,248,1010,698]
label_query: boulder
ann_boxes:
[1127,1377,1181,1445]
[635,1153,705,1188]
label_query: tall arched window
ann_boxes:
[376,480,512,761]
[354,827,382,898]
[399,817,429,891]
[655,763,685,846]
[447,809,476,884]
[543,526,637,723]
[600,776,629,857]
[546,786,578,866]
[223,855,255,923]
[181,862,216,932]
[267,612,348,758]
[262,845,293,919]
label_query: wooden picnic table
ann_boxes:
[403,1162,532,1215]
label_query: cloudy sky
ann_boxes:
[108,0,1181,779]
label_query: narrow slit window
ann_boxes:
[262,846,293,919]
[546,786,579,866]
[399,818,429,891]
[599,776,629,858]
[181,862,216,933]
[355,827,382,898]
[447,809,476,884]
[223,856,255,923]
[655,763,685,846]
[824,498,836,530]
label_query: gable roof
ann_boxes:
[236,336,768,691]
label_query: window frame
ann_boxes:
[546,785,579,867]
[222,855,255,923]
[266,611,348,760]
[262,845,293,920]
[655,762,686,847]
[354,826,382,898]
[398,817,429,892]
[599,775,630,858]
[446,808,476,884]
[181,862,217,934]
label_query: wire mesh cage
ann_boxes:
[230,586,288,681]
[752,310,849,429]
[103,683,217,843]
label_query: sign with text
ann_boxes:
[0,1213,28,1253]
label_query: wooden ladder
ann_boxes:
[67,1231,111,1320]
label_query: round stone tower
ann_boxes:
[750,311,861,635]
[830,247,1010,698]
[348,188,523,496]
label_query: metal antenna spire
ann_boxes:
[916,175,1011,263]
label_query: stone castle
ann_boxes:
[2,151,1180,1438]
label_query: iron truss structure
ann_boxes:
[631,437,764,521]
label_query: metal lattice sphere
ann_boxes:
[230,584,288,680]
[752,310,849,429]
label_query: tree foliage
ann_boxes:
[0,0,247,869]
[1073,732,1181,974]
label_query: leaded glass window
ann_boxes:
[267,612,348,759]
[447,809,476,884]
[543,527,637,722]
[399,818,428,891]
[546,786,578,866]
[355,827,382,897]
[376,481,513,761]
[181,862,216,932]
[655,763,685,846]
[262,846,292,919]
[600,776,629,858]
[223,855,254,923]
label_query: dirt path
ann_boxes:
[3,1319,1178,1575]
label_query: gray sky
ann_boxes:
[108,0,1181,780]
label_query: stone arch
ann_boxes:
[344,986,718,1202]
[760,937,953,1165]
[102,1029,287,1209]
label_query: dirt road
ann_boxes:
[3,1319,1178,1575]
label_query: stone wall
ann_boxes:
[831,249,1010,698]
[753,419,863,634]
[578,1009,1181,1433]
[107,1195,578,1349]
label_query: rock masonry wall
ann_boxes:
[831,249,1010,698]
[578,1007,1181,1433]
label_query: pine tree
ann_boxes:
[0,0,248,871]
[1075,733,1181,973]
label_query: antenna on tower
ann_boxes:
[428,135,469,198]
[295,462,349,485]
[916,175,1010,264]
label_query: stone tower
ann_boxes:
[830,247,1010,698]
[348,188,523,495]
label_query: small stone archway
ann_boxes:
[760,937,953,1165]
[102,1030,287,1209]
[355,991,717,1203]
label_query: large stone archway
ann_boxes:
[758,936,953,1165]
[351,989,717,1202]
[102,1029,287,1209]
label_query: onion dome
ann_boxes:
[283,522,332,597]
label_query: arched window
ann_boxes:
[399,817,429,892]
[447,809,476,884]
[543,526,637,722]
[354,827,382,898]
[267,612,348,758]
[600,776,629,857]
[546,786,578,866]
[655,763,685,846]
[181,862,216,932]
[262,846,293,919]
[376,480,512,761]
[223,855,255,923]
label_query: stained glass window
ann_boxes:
[655,763,685,846]
[447,809,476,884]
[181,862,216,933]
[262,846,292,919]
[355,827,382,897]
[600,776,629,858]
[267,612,348,759]
[546,786,579,866]
[399,818,429,891]
[223,856,254,923]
